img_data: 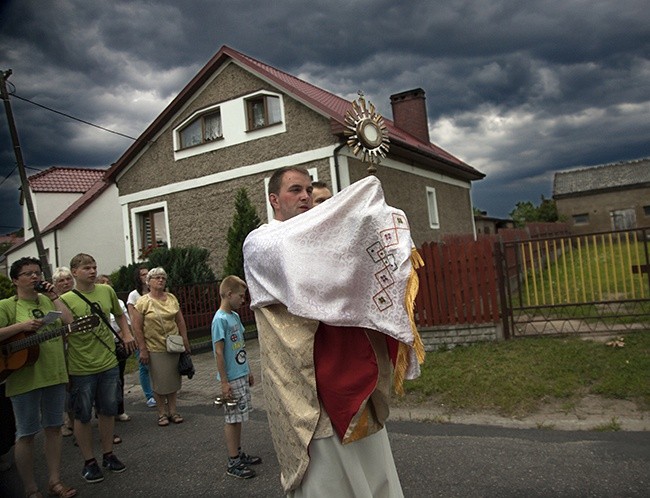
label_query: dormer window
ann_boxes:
[179,110,222,149]
[246,94,281,130]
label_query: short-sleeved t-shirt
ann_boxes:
[60,284,121,375]
[135,293,180,353]
[0,295,68,397]
[211,309,249,382]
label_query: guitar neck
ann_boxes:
[1,324,70,356]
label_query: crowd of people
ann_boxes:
[1,174,420,498]
[0,255,197,497]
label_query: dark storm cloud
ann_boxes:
[1,0,649,233]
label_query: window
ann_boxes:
[426,187,440,229]
[133,206,169,259]
[572,213,589,225]
[179,110,222,149]
[610,209,636,230]
[246,95,281,130]
[644,205,650,217]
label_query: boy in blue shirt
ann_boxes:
[211,276,261,479]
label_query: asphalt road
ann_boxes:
[2,341,648,497]
[1,402,648,497]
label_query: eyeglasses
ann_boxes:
[150,276,167,280]
[18,270,43,278]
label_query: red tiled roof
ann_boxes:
[6,169,110,256]
[28,167,106,193]
[106,45,483,181]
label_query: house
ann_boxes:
[4,167,125,276]
[105,45,485,276]
[553,159,650,234]
[473,211,514,235]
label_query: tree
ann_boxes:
[509,196,559,227]
[223,188,261,279]
[147,246,216,286]
[0,274,14,299]
[110,246,216,291]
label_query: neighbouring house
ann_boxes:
[473,211,514,235]
[106,45,485,276]
[4,167,125,276]
[553,159,650,235]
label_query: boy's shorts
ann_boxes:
[223,376,252,424]
[69,366,121,423]
[10,383,66,438]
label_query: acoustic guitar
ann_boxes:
[0,315,100,382]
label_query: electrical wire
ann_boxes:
[9,91,139,141]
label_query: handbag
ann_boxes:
[166,334,185,353]
[178,351,195,379]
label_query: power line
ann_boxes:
[0,165,18,187]
[9,92,140,141]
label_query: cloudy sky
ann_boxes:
[1,0,649,234]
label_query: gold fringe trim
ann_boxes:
[393,248,426,395]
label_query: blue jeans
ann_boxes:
[136,350,153,400]
[69,366,121,423]
[10,383,66,438]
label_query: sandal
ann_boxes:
[47,481,77,498]
[113,434,122,444]
[170,413,184,424]
[158,414,169,427]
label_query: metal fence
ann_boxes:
[499,227,650,337]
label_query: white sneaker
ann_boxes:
[146,397,157,408]
[115,413,131,422]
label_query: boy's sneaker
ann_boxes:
[102,453,126,473]
[239,452,262,465]
[227,462,256,479]
[82,461,105,483]
[146,397,157,408]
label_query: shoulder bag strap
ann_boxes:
[71,289,124,345]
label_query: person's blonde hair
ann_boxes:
[219,275,247,297]
[70,253,95,269]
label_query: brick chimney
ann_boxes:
[390,88,430,143]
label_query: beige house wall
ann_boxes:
[556,187,650,235]
[347,161,474,245]
[117,64,337,195]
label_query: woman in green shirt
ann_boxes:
[0,257,76,498]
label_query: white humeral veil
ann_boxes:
[244,175,423,381]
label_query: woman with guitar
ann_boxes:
[0,257,77,498]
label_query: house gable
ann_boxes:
[553,159,650,234]
[109,45,485,272]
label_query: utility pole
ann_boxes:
[1,69,52,280]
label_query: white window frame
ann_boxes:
[426,187,440,229]
[245,93,282,131]
[175,104,223,151]
[130,201,171,260]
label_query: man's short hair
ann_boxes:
[220,275,247,297]
[52,266,72,284]
[70,253,95,269]
[311,180,328,189]
[268,167,310,196]
[10,257,41,280]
